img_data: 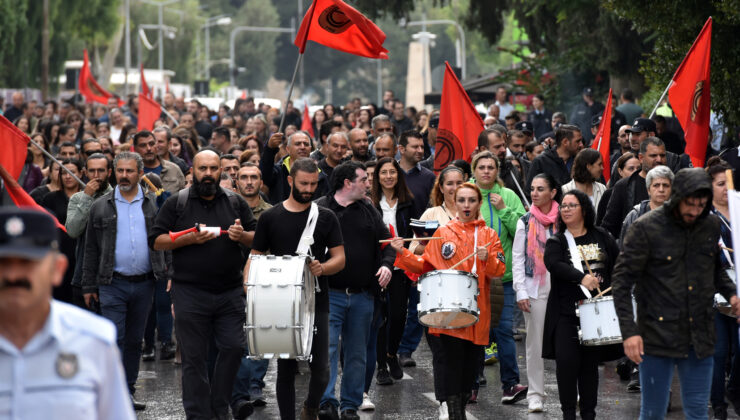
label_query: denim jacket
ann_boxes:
[82,189,169,293]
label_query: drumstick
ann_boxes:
[721,245,734,253]
[578,247,602,295]
[142,175,164,196]
[450,241,494,270]
[378,237,443,243]
[594,286,612,298]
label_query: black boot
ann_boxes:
[459,393,469,419]
[446,394,464,420]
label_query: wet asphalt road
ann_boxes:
[135,337,738,419]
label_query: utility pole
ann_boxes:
[41,0,49,100]
[124,0,131,95]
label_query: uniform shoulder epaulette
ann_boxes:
[55,301,117,344]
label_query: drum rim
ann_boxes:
[418,307,479,329]
[419,269,479,280]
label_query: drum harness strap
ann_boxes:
[296,202,321,292]
[471,225,479,274]
[564,230,591,299]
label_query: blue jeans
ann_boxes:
[322,290,374,411]
[232,351,269,404]
[639,348,713,420]
[398,284,423,355]
[99,275,155,394]
[711,312,740,411]
[490,282,520,390]
[365,297,383,392]
[143,279,173,347]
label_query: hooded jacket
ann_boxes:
[612,168,737,359]
[394,218,506,345]
[526,148,572,192]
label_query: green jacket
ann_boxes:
[477,182,526,283]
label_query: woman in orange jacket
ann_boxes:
[390,183,506,419]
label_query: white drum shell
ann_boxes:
[417,269,480,329]
[245,255,315,359]
[576,295,637,346]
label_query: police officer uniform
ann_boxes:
[0,208,135,420]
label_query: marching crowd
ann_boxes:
[1,85,740,420]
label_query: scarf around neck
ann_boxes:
[527,201,559,284]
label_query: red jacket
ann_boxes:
[394,218,506,345]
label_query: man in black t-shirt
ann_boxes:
[248,157,345,420]
[149,150,257,420]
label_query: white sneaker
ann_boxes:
[528,398,544,413]
[439,401,449,420]
[360,392,375,411]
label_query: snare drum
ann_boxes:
[244,255,315,360]
[576,295,637,346]
[417,270,479,329]
[716,268,738,317]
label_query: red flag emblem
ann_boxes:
[294,0,388,59]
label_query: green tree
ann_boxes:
[606,0,740,128]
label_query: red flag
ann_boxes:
[591,88,612,182]
[0,115,31,180]
[668,17,712,168]
[434,62,484,173]
[294,0,388,59]
[137,93,161,131]
[0,163,66,232]
[301,104,315,138]
[78,49,123,106]
[140,64,151,99]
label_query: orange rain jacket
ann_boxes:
[394,218,506,345]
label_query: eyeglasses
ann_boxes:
[560,203,580,211]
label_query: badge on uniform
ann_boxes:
[55,352,79,379]
[497,252,505,264]
[441,242,456,260]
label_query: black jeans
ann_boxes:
[377,271,410,367]
[554,317,599,420]
[426,329,447,402]
[437,334,482,398]
[276,310,329,419]
[172,283,246,420]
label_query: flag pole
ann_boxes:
[278,52,304,134]
[160,105,180,127]
[648,81,673,119]
[28,138,86,189]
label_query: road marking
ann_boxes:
[423,392,479,420]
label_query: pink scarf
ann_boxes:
[527,201,559,285]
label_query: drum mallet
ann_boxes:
[578,248,602,295]
[450,241,494,270]
[169,224,228,242]
[378,237,443,243]
[594,286,612,298]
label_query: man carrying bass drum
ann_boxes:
[247,158,345,420]
[390,183,506,419]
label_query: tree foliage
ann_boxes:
[0,0,120,90]
[606,0,740,128]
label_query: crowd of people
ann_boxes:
[1,84,740,420]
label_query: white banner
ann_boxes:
[726,190,740,299]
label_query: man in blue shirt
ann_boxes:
[0,207,135,419]
[82,151,169,411]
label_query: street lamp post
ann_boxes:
[405,18,467,80]
[202,15,232,81]
[139,0,180,76]
[229,25,294,87]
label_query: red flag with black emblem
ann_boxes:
[591,89,612,182]
[0,163,67,232]
[301,103,315,138]
[0,114,31,180]
[668,17,711,168]
[78,49,123,106]
[434,62,483,173]
[294,0,388,59]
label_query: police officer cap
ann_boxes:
[626,118,657,134]
[515,121,533,135]
[0,207,59,259]
[582,87,594,97]
[429,116,439,128]
[591,114,603,127]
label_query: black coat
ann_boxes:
[259,146,329,204]
[612,168,737,359]
[526,148,571,192]
[542,227,622,361]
